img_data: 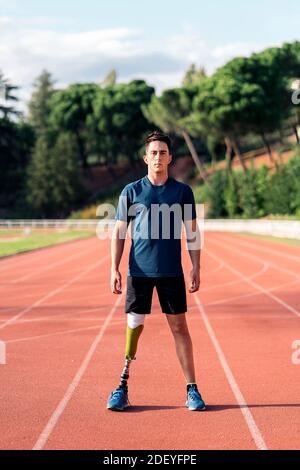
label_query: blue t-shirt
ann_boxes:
[115,175,197,277]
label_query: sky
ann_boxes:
[1,0,300,111]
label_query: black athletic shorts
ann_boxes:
[125,276,187,315]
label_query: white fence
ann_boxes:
[203,219,300,240]
[0,219,300,240]
[0,219,99,229]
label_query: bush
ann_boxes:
[206,170,228,218]
[239,169,260,218]
[237,166,269,218]
[224,171,240,218]
[193,184,210,204]
[255,165,269,217]
[264,165,293,215]
[286,151,300,213]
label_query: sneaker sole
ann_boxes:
[186,406,206,411]
[107,404,130,411]
[185,401,206,411]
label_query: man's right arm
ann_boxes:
[110,220,128,294]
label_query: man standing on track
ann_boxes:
[107,130,206,412]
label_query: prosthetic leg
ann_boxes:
[107,313,145,410]
[119,312,145,389]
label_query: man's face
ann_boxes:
[143,140,172,174]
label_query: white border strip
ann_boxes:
[194,294,268,450]
[32,293,124,450]
[203,219,300,240]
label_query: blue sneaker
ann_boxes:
[107,386,130,411]
[186,385,206,411]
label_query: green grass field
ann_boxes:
[0,228,95,258]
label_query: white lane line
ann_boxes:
[6,324,102,343]
[214,232,300,262]
[194,294,268,450]
[1,289,110,305]
[214,232,300,263]
[0,306,108,325]
[32,292,124,450]
[202,260,224,277]
[41,293,119,306]
[0,236,95,273]
[2,245,95,285]
[6,308,300,324]
[207,241,300,319]
[199,259,268,293]
[6,317,127,344]
[204,277,300,307]
[1,292,48,303]
[0,255,109,331]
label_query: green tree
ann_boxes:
[206,170,228,218]
[28,70,55,135]
[191,73,247,173]
[191,44,300,173]
[49,133,84,215]
[26,135,52,216]
[224,171,239,217]
[264,165,293,215]
[92,80,154,167]
[49,83,99,168]
[286,153,300,213]
[0,118,34,207]
[142,86,209,181]
[101,69,117,87]
[182,64,206,87]
[238,167,262,218]
[0,70,19,119]
[0,73,34,212]
[26,133,84,217]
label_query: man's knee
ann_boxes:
[168,315,189,336]
[127,312,145,328]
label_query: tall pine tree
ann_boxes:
[28,70,55,135]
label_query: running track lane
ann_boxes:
[0,233,299,449]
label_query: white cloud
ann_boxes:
[212,42,272,62]
[165,30,271,74]
[0,18,273,112]
[0,15,12,24]
[0,21,142,89]
[166,32,208,64]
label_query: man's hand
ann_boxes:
[111,269,122,294]
[189,268,200,293]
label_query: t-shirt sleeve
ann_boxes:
[115,186,131,223]
[182,185,197,221]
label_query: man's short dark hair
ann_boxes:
[145,131,172,153]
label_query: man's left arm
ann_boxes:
[184,218,201,293]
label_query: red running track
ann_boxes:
[0,232,299,450]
